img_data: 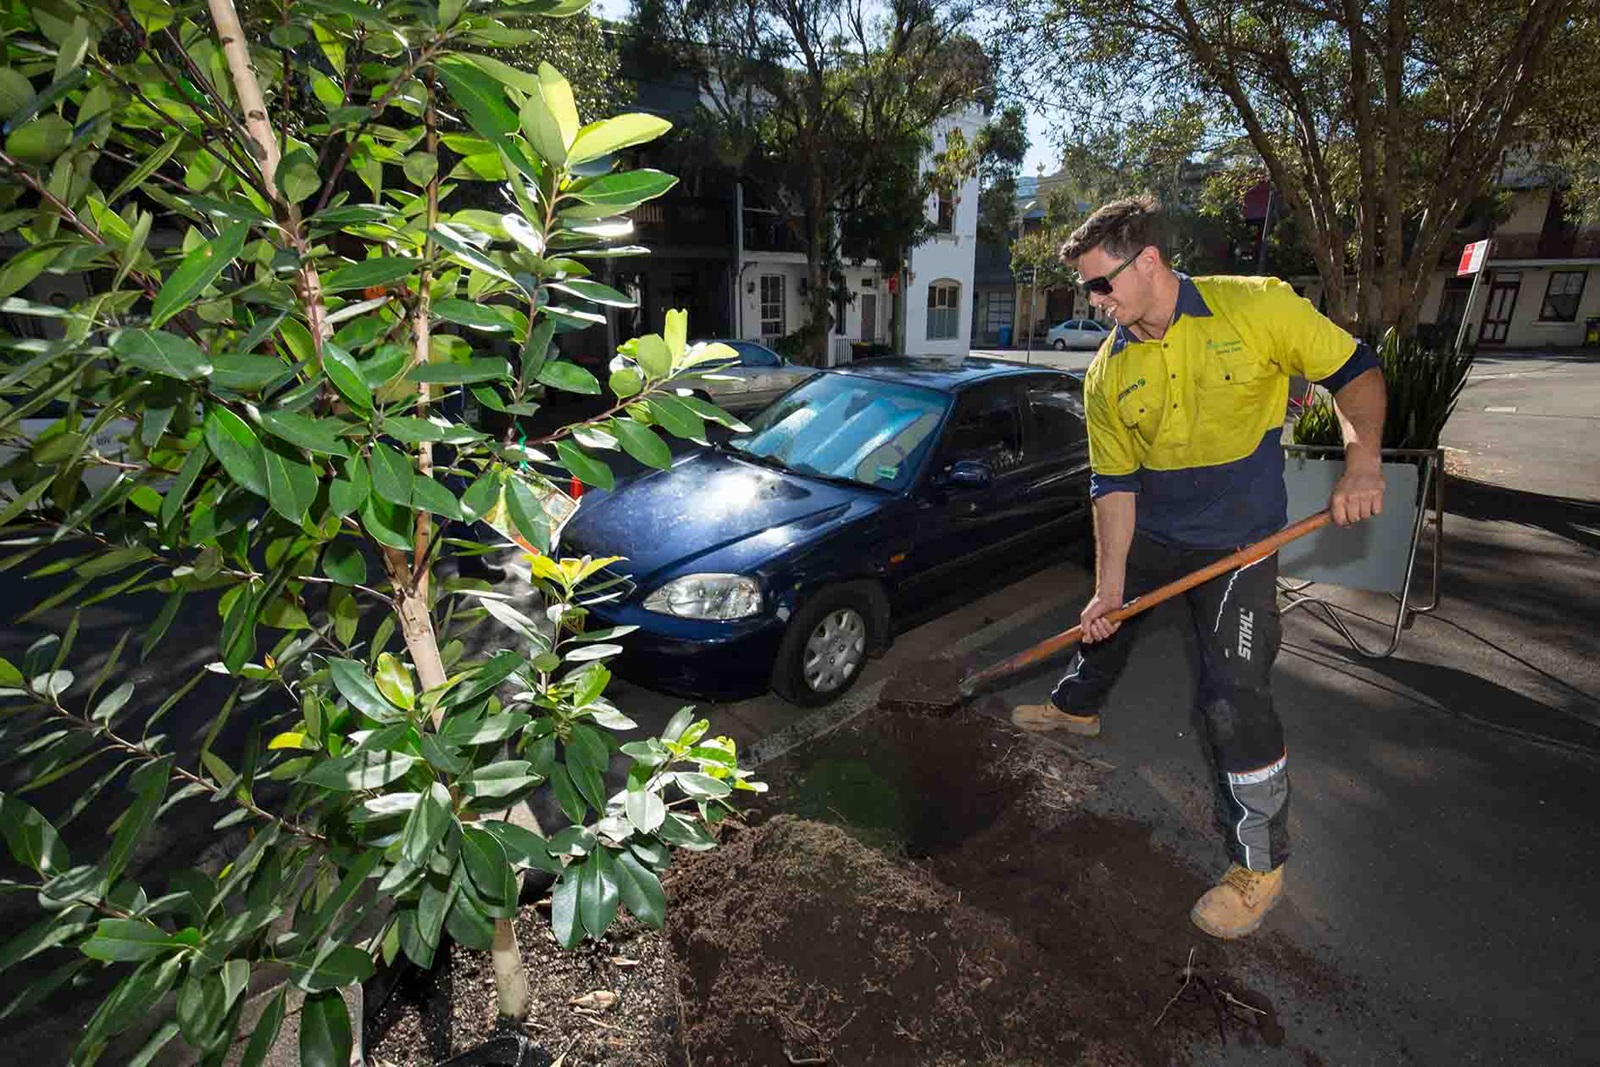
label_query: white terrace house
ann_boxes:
[735,108,985,363]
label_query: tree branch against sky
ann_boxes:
[986,0,1591,334]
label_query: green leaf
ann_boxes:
[675,771,732,799]
[299,990,352,1067]
[445,889,494,950]
[292,944,374,993]
[107,132,180,204]
[368,443,414,507]
[238,988,286,1067]
[538,63,579,146]
[461,827,516,905]
[410,476,463,521]
[302,749,419,790]
[322,342,373,412]
[664,308,687,359]
[624,784,666,835]
[211,354,291,391]
[519,84,566,165]
[548,279,636,307]
[203,406,268,497]
[113,328,213,381]
[550,866,582,947]
[152,222,249,328]
[433,298,516,332]
[402,152,437,187]
[657,811,717,851]
[259,410,352,457]
[326,658,404,721]
[564,724,609,811]
[609,367,643,399]
[479,820,562,873]
[0,793,68,876]
[80,919,173,962]
[570,169,678,206]
[614,848,666,928]
[535,360,600,395]
[105,757,168,883]
[460,760,538,799]
[262,440,319,525]
[569,113,673,167]
[611,417,672,469]
[408,358,513,384]
[280,149,321,204]
[504,475,551,553]
[321,540,367,586]
[633,334,671,379]
[176,969,227,1048]
[435,55,519,141]
[360,495,414,551]
[579,846,620,939]
[329,457,370,516]
[375,652,414,710]
[548,763,586,824]
[644,395,705,440]
[5,114,73,164]
[555,439,613,490]
[400,783,451,865]
[323,257,416,294]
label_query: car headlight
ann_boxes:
[643,574,763,620]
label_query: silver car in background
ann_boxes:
[1046,319,1110,351]
[692,339,817,415]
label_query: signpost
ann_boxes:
[1452,239,1490,357]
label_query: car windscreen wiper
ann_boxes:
[727,447,794,474]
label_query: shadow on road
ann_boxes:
[1445,476,1600,551]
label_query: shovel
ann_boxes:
[882,510,1332,713]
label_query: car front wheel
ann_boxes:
[772,584,878,706]
[1053,338,1067,351]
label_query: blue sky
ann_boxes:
[586,0,1060,177]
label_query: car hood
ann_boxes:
[559,449,877,585]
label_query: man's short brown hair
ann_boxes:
[1059,195,1169,264]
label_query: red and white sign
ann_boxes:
[1456,239,1489,277]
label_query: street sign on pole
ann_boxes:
[1453,240,1490,357]
[1456,239,1489,277]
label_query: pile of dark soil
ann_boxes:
[666,710,1312,1066]
[372,708,1351,1066]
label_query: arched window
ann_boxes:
[926,279,961,340]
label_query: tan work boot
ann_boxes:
[1191,864,1285,939]
[1010,703,1101,736]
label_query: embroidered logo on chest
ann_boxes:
[1117,377,1147,402]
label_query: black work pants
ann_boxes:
[1052,534,1289,871]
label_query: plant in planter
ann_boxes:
[1292,327,1475,450]
[0,0,760,1062]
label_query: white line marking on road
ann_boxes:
[1484,406,1518,413]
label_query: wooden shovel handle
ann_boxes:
[959,510,1332,696]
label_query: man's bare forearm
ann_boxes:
[1332,366,1386,469]
[1092,491,1137,595]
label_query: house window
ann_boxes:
[926,281,961,340]
[1539,271,1586,322]
[759,274,786,339]
[935,190,955,234]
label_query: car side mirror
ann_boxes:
[941,459,992,490]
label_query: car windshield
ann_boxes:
[727,373,949,491]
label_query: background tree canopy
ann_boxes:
[989,0,1594,335]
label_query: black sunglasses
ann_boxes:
[1077,251,1141,296]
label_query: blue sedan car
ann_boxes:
[557,357,1091,705]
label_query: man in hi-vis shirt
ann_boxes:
[1012,196,1387,939]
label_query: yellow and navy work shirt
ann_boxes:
[1083,274,1375,549]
